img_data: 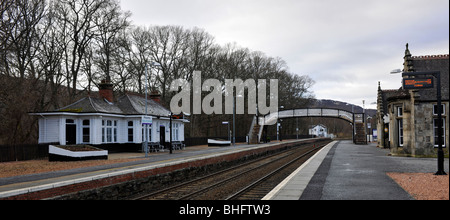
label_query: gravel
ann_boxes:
[0,157,144,178]
[387,173,449,200]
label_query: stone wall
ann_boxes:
[388,100,449,157]
[412,102,449,157]
[354,123,366,144]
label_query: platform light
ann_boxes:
[390,69,402,74]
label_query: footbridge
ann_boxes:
[248,108,366,144]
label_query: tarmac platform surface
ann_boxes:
[265,140,449,200]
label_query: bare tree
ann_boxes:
[1,1,320,144]
[53,0,108,100]
[148,25,190,103]
[1,0,46,79]
[128,26,152,94]
[113,29,133,93]
[1,0,14,77]
[92,0,130,83]
[183,27,216,80]
[0,0,52,145]
[1,0,14,68]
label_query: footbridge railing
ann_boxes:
[258,108,364,126]
[250,108,366,144]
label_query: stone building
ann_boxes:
[376,44,449,157]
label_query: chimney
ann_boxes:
[150,90,161,104]
[99,79,114,102]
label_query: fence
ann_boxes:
[0,144,49,162]
[184,135,313,146]
[184,136,247,147]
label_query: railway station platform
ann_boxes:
[265,140,449,200]
[0,138,324,200]
[2,139,446,200]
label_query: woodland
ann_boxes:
[1,0,316,145]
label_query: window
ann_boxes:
[172,123,180,141]
[107,120,112,143]
[82,120,90,143]
[397,106,403,117]
[434,118,446,148]
[142,125,152,142]
[102,120,105,142]
[149,127,152,142]
[114,121,117,143]
[128,121,134,142]
[397,106,404,147]
[102,120,118,143]
[434,104,446,116]
[398,119,403,147]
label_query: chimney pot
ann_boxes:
[99,79,114,102]
[150,90,161,104]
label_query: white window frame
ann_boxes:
[128,121,134,143]
[433,118,446,148]
[397,106,403,117]
[395,106,404,147]
[102,119,118,143]
[82,119,90,143]
[142,124,152,143]
[433,104,446,116]
[172,123,180,141]
[398,118,403,147]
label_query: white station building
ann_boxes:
[30,80,187,151]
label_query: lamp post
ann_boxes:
[391,69,446,175]
[363,100,367,144]
[143,65,149,158]
[232,94,243,147]
[233,95,236,147]
[143,62,160,158]
[222,121,230,142]
[169,113,173,154]
[277,106,284,141]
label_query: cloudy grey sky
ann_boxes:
[120,0,449,109]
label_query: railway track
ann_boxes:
[226,146,319,200]
[134,140,330,200]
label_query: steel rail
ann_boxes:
[226,145,324,200]
[133,146,299,200]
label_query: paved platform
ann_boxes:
[265,140,449,200]
[0,139,315,199]
[263,141,337,200]
[3,139,446,200]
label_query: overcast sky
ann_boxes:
[120,0,449,109]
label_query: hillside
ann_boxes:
[310,99,377,117]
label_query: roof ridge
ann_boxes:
[56,97,88,111]
[87,96,99,112]
[412,54,449,60]
[121,94,140,114]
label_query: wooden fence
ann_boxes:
[0,144,49,162]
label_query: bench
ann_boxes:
[171,141,185,150]
[148,142,163,152]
